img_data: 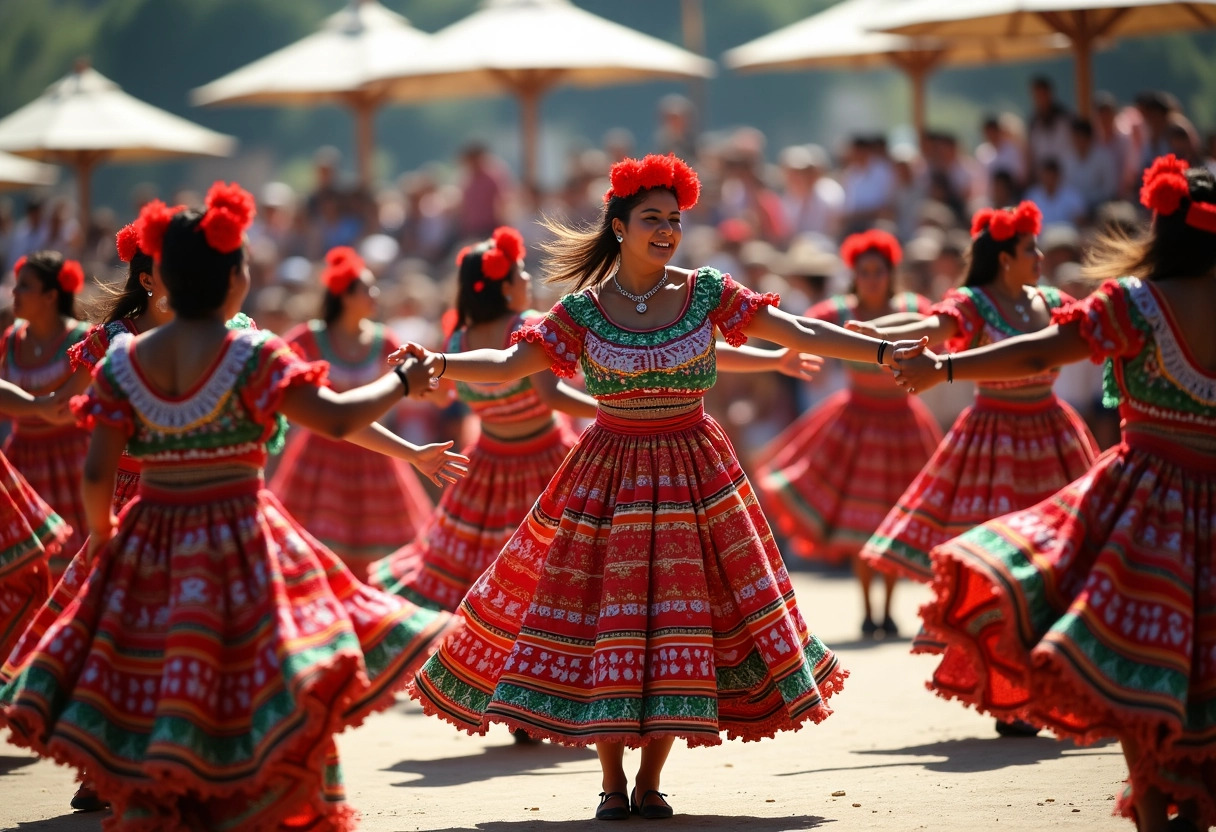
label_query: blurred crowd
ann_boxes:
[2,76,1211,471]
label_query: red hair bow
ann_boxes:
[840,229,902,269]
[322,246,365,295]
[1139,154,1190,217]
[200,181,256,254]
[135,200,185,262]
[57,260,85,294]
[970,201,1042,241]
[603,154,701,211]
[116,223,141,263]
[480,226,526,280]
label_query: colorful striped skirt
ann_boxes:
[0,478,456,832]
[270,430,434,581]
[757,388,941,563]
[921,433,1216,828]
[369,418,577,611]
[0,450,69,665]
[861,394,1098,582]
[4,426,89,579]
[410,405,846,748]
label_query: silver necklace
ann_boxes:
[611,261,668,314]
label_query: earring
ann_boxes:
[146,290,153,297]
[615,234,624,243]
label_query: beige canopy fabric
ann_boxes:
[870,0,1216,115]
[363,0,716,187]
[191,0,433,185]
[0,62,234,223]
[0,150,57,191]
[725,0,1068,137]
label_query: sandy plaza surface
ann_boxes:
[0,567,1129,832]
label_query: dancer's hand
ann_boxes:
[410,440,470,488]
[776,350,824,381]
[35,393,75,425]
[387,342,432,366]
[888,337,929,365]
[843,320,883,339]
[891,348,945,394]
[84,517,117,566]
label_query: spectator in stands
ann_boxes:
[1064,118,1118,216]
[1027,76,1073,183]
[457,142,513,241]
[976,114,1027,187]
[1093,92,1136,198]
[1026,158,1086,227]
[779,144,843,242]
[842,136,895,234]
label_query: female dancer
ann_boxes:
[890,155,1215,832]
[271,245,436,580]
[757,229,941,639]
[0,184,459,831]
[1,251,90,574]
[396,154,926,820]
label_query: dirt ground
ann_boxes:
[0,569,1131,832]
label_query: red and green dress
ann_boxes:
[860,285,1099,583]
[0,327,456,832]
[756,293,942,563]
[410,268,846,748]
[0,319,90,576]
[920,277,1216,828]
[270,320,433,581]
[369,312,578,611]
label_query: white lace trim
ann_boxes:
[107,330,260,429]
[1125,277,1216,404]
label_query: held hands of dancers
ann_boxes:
[889,346,949,394]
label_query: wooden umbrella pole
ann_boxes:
[498,69,563,191]
[75,151,98,255]
[350,93,380,188]
[889,49,945,148]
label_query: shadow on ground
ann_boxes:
[425,815,831,831]
[386,741,597,789]
[777,735,1119,778]
[9,815,103,831]
[0,754,39,774]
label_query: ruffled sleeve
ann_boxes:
[238,332,331,429]
[70,358,134,437]
[1051,279,1146,363]
[930,289,984,353]
[912,293,935,316]
[225,312,259,331]
[509,299,587,378]
[67,323,113,372]
[710,272,781,346]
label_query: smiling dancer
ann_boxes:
[395,154,928,821]
[890,155,1216,832]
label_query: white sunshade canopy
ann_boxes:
[0,150,57,190]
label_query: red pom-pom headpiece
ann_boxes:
[603,154,700,211]
[12,255,27,276]
[970,201,1042,242]
[199,181,256,254]
[116,223,141,263]
[458,226,526,291]
[1138,153,1216,234]
[57,260,84,294]
[135,200,186,262]
[840,229,902,269]
[321,246,366,295]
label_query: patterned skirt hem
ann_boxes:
[407,665,848,750]
[860,539,933,583]
[920,550,1216,828]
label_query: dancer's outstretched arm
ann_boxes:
[342,425,469,487]
[743,305,928,366]
[843,314,958,345]
[279,357,432,440]
[388,340,552,385]
[532,373,599,419]
[716,344,823,381]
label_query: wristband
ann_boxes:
[438,353,448,379]
[876,340,890,366]
[393,364,410,397]
[946,355,954,383]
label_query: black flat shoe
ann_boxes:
[1165,818,1201,831]
[880,615,899,638]
[861,617,879,640]
[70,784,108,813]
[631,788,674,820]
[596,791,630,821]
[995,718,1040,737]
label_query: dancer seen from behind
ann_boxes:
[1,252,90,574]
[757,229,941,639]
[891,155,1216,832]
[370,226,821,615]
[0,183,462,831]
[271,246,439,580]
[395,154,928,821]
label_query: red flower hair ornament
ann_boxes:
[135,200,186,262]
[57,260,85,294]
[603,154,701,211]
[456,226,526,291]
[12,256,27,276]
[1139,153,1216,234]
[970,201,1042,241]
[322,246,366,295]
[840,229,902,269]
[116,223,141,263]
[199,181,256,254]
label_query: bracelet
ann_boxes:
[876,340,890,366]
[393,364,410,397]
[438,353,448,379]
[946,355,954,384]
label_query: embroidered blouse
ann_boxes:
[1053,277,1216,451]
[510,268,778,410]
[809,292,932,395]
[0,319,90,433]
[931,285,1073,393]
[284,320,398,393]
[450,312,552,426]
[73,328,327,474]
